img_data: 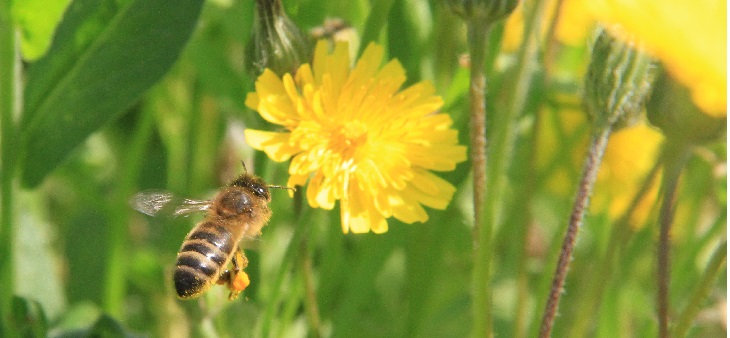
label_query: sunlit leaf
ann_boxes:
[11,0,72,61]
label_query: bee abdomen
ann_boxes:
[174,222,235,299]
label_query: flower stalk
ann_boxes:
[568,157,663,337]
[538,126,612,337]
[539,29,656,337]
[656,141,691,338]
[447,0,520,336]
[466,17,491,336]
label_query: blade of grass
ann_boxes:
[103,105,155,317]
[673,240,727,337]
[0,4,20,335]
[657,142,692,337]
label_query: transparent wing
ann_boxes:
[130,190,211,217]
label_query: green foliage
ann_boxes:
[20,0,204,187]
[0,0,725,337]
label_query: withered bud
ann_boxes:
[247,0,311,76]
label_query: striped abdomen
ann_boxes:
[174,221,237,299]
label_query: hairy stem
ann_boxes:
[467,16,491,337]
[568,155,663,337]
[539,127,612,337]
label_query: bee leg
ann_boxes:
[217,247,250,300]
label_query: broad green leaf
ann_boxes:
[20,0,204,187]
[11,0,72,61]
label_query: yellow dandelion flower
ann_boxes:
[244,40,467,234]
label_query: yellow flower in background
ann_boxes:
[588,0,727,117]
[592,123,664,225]
[537,106,664,226]
[245,40,467,234]
[502,0,595,52]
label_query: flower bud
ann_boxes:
[647,68,726,144]
[583,29,656,130]
[246,0,311,76]
[447,0,519,23]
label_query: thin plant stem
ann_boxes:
[103,107,155,317]
[539,126,612,338]
[0,7,19,336]
[512,2,564,336]
[300,236,322,337]
[467,16,491,338]
[472,0,545,336]
[468,18,489,251]
[657,142,691,338]
[673,240,726,337]
[259,189,309,337]
[568,154,663,337]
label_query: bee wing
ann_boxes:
[130,190,211,217]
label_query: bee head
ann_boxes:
[230,173,271,201]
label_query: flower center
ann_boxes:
[329,121,369,164]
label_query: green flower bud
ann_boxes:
[647,68,726,144]
[447,0,519,23]
[247,0,311,76]
[583,29,656,130]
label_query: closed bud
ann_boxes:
[583,29,656,129]
[647,68,726,144]
[247,0,311,76]
[447,0,519,23]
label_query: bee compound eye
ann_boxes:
[255,186,267,197]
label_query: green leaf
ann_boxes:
[358,0,395,54]
[20,0,204,187]
[9,296,47,338]
[11,0,72,61]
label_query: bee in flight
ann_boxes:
[131,163,292,300]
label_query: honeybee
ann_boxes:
[131,164,292,300]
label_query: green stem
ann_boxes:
[657,142,691,338]
[474,0,544,336]
[300,235,321,337]
[259,192,309,338]
[103,107,155,317]
[0,4,19,335]
[467,16,491,338]
[673,240,726,337]
[539,126,612,338]
[513,2,564,336]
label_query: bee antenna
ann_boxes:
[268,184,296,192]
[241,160,248,173]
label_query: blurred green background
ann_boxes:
[0,0,725,337]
